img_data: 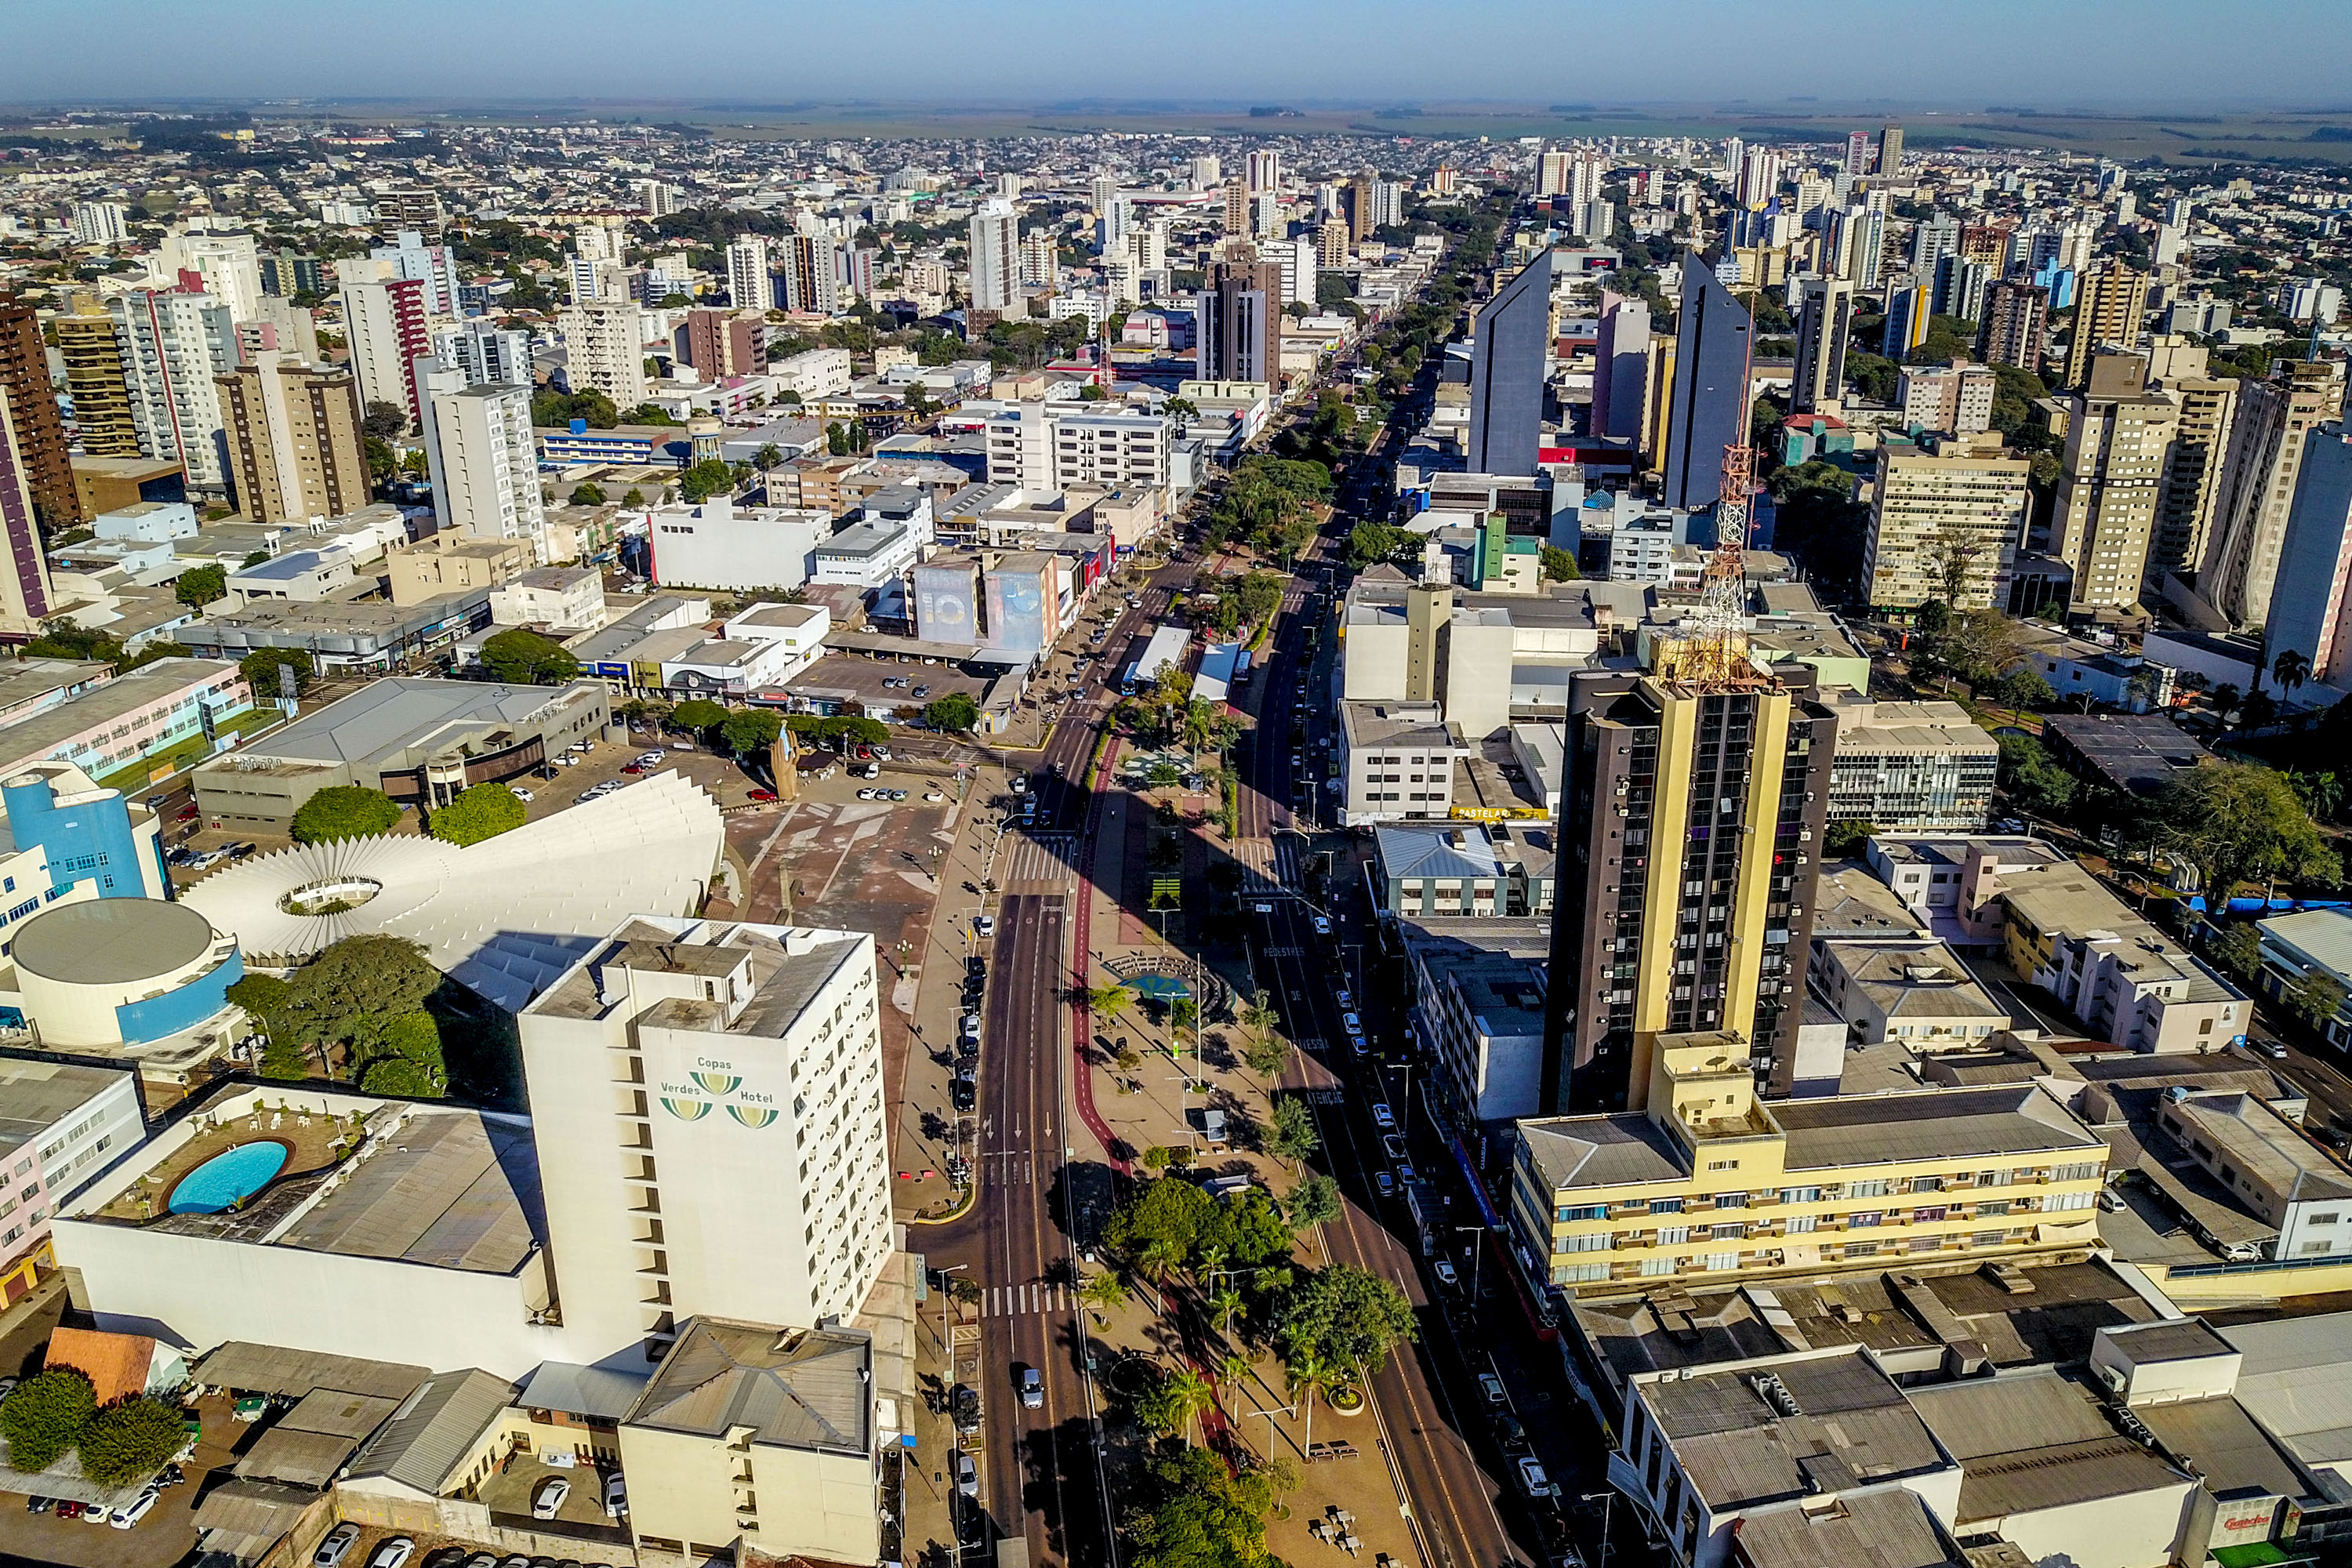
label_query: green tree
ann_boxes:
[1538,544,1581,582]
[718,708,783,755]
[1087,983,1132,1025]
[280,934,441,1069]
[290,786,401,845]
[1997,734,2078,818]
[2158,760,2335,907]
[1106,1176,1216,1265]
[0,1369,93,1472]
[567,482,607,506]
[239,646,314,699]
[924,692,980,733]
[478,628,579,685]
[175,564,227,608]
[358,1055,441,1098]
[2285,968,2348,1036]
[1346,517,1405,567]
[361,399,408,440]
[1134,1366,1215,1448]
[1265,1095,1321,1167]
[677,458,738,503]
[1240,1031,1289,1078]
[670,698,729,737]
[428,783,526,846]
[228,973,309,1076]
[1125,1444,1276,1568]
[1823,819,1877,858]
[1285,1173,1341,1232]
[753,442,783,470]
[1272,1264,1418,1375]
[2206,921,2263,987]
[77,1396,189,1486]
[1079,1270,1130,1321]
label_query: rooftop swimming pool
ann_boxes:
[167,1139,290,1215]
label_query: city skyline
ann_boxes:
[8,0,2352,107]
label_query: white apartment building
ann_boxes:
[1279,236,1318,307]
[558,299,650,410]
[983,402,1171,491]
[969,199,1018,311]
[0,1059,144,1298]
[1862,437,2031,611]
[1898,364,1995,437]
[70,201,129,247]
[419,361,549,563]
[726,236,772,312]
[368,229,460,319]
[519,917,894,1358]
[162,229,262,321]
[1018,231,1058,289]
[339,275,430,426]
[430,320,535,387]
[769,347,853,402]
[111,288,236,492]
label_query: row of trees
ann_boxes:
[1,1369,186,1486]
[1200,456,1332,563]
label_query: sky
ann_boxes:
[6,0,2350,111]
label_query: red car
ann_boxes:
[621,764,646,775]
[746,789,776,803]
[174,804,199,822]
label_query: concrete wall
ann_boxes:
[1994,1482,2197,1568]
[333,1486,632,1563]
[620,1424,879,1567]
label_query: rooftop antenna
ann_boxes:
[1683,254,1764,684]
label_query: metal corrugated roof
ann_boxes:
[343,1368,516,1496]
[191,1343,427,1403]
[1733,1484,1964,1568]
[626,1318,872,1457]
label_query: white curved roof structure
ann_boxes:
[183,771,725,1011]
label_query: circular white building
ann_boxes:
[12,899,244,1050]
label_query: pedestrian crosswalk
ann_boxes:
[982,1282,1070,1318]
[999,832,1076,890]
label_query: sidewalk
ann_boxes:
[892,759,1011,1225]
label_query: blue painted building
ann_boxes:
[0,765,169,904]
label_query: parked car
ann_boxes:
[1312,914,1332,936]
[53,1500,84,1520]
[1374,1171,1395,1198]
[747,789,777,803]
[888,788,909,801]
[1371,1102,1395,1129]
[1334,988,1352,1008]
[24,1495,49,1514]
[603,1470,627,1517]
[532,1475,571,1518]
[1383,1134,1406,1161]
[857,787,877,800]
[1432,1259,1459,1290]
[314,1523,362,1566]
[1494,1413,1529,1454]
[952,1383,982,1431]
[1479,1373,1508,1407]
[365,1537,416,1567]
[1516,1456,1557,1498]
[956,1450,978,1497]
[1341,1012,1363,1036]
[1009,775,1028,794]
[1018,1367,1044,1409]
[510,788,534,803]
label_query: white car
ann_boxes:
[532,1475,571,1519]
[603,1471,628,1518]
[1432,1260,1459,1289]
[974,915,996,938]
[367,1539,416,1568]
[857,787,877,800]
[1480,1372,1508,1406]
[1515,1456,1556,1498]
[1371,1102,1395,1129]
[1312,915,1332,935]
[1383,1134,1407,1161]
[110,1489,160,1530]
[511,788,534,803]
[313,1524,362,1566]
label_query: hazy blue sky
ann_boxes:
[7,0,2348,109]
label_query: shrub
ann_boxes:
[0,1369,93,1472]
[78,1396,187,1486]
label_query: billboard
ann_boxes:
[984,564,1048,655]
[911,563,980,644]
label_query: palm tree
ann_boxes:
[1218,1352,1251,1402]
[1242,989,1279,1044]
[2275,648,2312,702]
[1194,1243,1229,1290]
[1287,1349,1340,1453]
[1138,1236,1186,1287]
[1080,1271,1130,1323]
[1167,1367,1214,1449]
[1207,1285,1247,1345]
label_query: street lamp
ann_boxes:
[1454,1225,1486,1311]
[1581,1490,1617,1568]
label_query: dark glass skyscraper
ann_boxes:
[1467,248,1552,477]
[1662,250,1752,511]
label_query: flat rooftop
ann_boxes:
[0,658,240,764]
[1642,1349,1948,1512]
[1776,1084,2105,1172]
[0,1059,131,1160]
[529,917,868,1037]
[1907,1370,2187,1524]
[2042,713,2210,796]
[216,677,601,774]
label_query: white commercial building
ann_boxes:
[419,361,548,563]
[518,916,893,1357]
[1279,236,1318,307]
[982,401,1171,491]
[768,347,853,402]
[111,288,237,492]
[557,299,649,410]
[644,497,831,593]
[162,229,262,322]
